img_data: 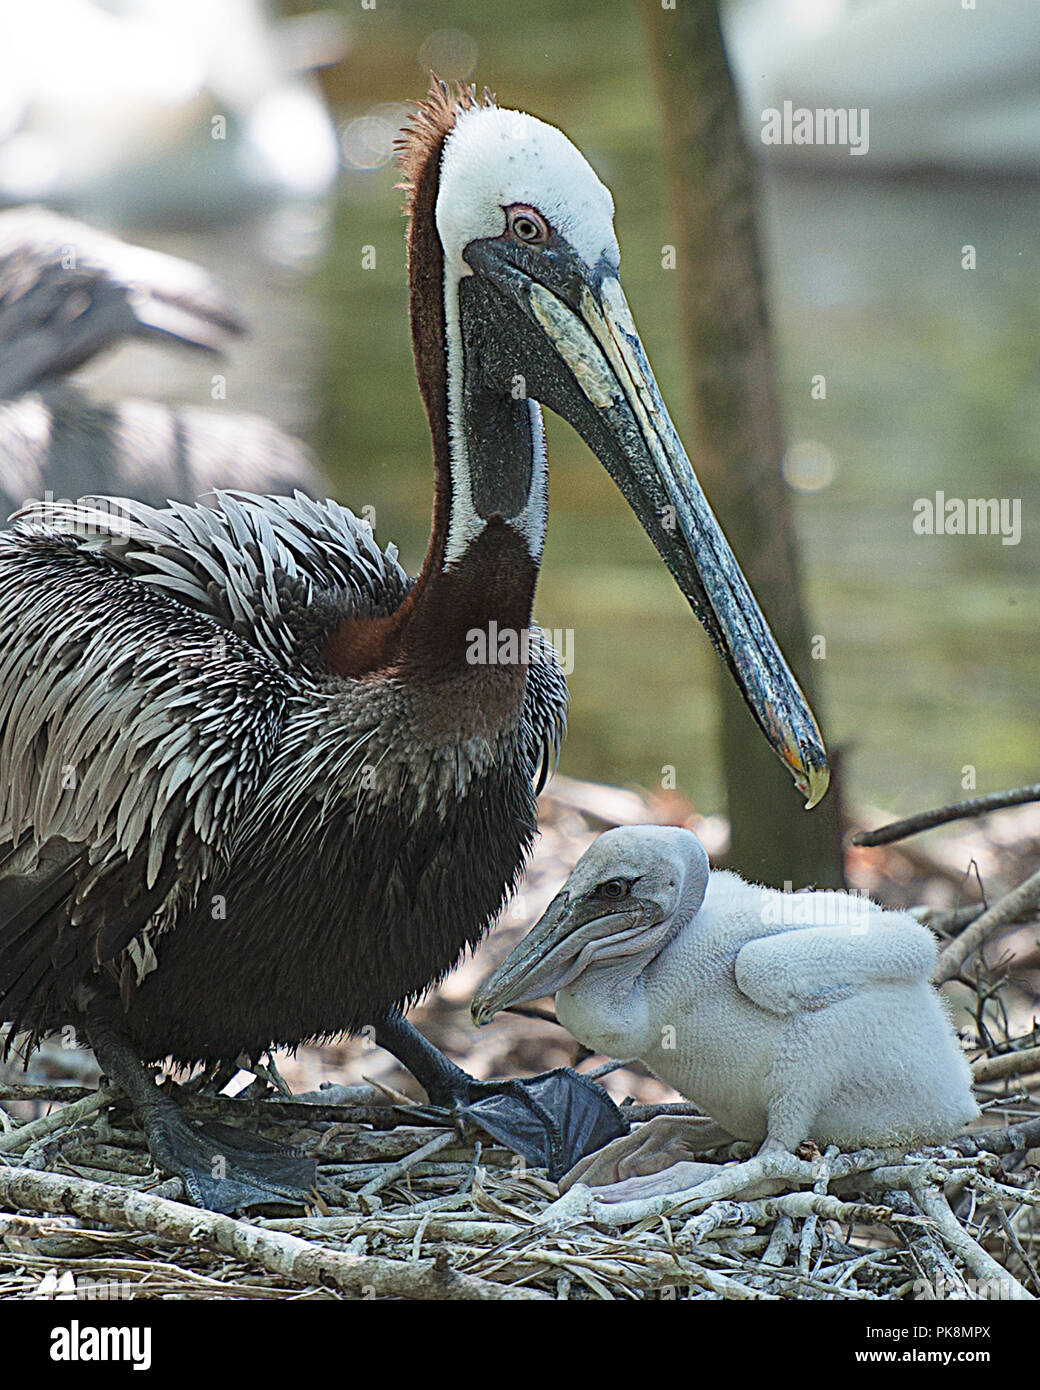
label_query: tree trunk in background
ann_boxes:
[638,0,844,887]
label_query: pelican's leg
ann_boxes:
[758,1014,824,1153]
[559,1114,734,1194]
[82,994,316,1214]
[373,1009,627,1180]
[372,1008,481,1105]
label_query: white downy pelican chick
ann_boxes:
[472,826,978,1197]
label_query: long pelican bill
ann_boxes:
[473,891,581,1024]
[464,237,830,809]
[471,889,653,1025]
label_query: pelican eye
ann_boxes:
[507,205,549,246]
[598,878,631,900]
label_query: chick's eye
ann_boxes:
[507,206,549,245]
[600,879,629,900]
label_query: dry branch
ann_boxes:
[853,784,1040,846]
[358,1131,457,1199]
[0,1165,546,1300]
[913,1178,1031,1300]
[680,1191,895,1245]
[0,1086,120,1154]
[934,867,1040,984]
[538,1146,905,1230]
[972,1046,1040,1084]
[947,1115,1040,1157]
[0,1084,95,1103]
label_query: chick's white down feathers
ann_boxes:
[533,827,978,1150]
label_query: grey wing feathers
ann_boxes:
[734,915,937,1018]
[11,490,414,672]
[0,205,243,398]
[0,525,290,1048]
[0,385,326,522]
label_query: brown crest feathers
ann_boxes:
[394,76,496,215]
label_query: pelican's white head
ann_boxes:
[472,826,710,1023]
[436,104,618,276]
[395,83,829,809]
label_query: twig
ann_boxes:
[0,1084,95,1103]
[539,1146,905,1230]
[676,1200,752,1243]
[180,1093,428,1129]
[912,1174,1032,1301]
[988,1200,1040,1296]
[0,1087,120,1155]
[581,1058,638,1081]
[313,1127,480,1165]
[760,1214,794,1271]
[262,1214,525,1244]
[852,784,1040,846]
[59,1142,153,1176]
[799,1144,838,1276]
[358,1131,457,1200]
[670,1261,773,1300]
[886,1189,970,1299]
[913,903,985,938]
[681,1191,894,1245]
[934,867,1040,985]
[0,1166,547,1300]
[972,1046,1040,1084]
[617,1102,706,1123]
[965,1172,1040,1208]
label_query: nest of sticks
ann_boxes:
[0,781,1038,1302]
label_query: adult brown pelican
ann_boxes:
[0,83,828,1212]
[473,826,977,1202]
[0,205,322,515]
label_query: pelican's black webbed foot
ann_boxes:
[143,1104,316,1214]
[83,996,316,1215]
[453,1068,629,1181]
[374,1010,627,1180]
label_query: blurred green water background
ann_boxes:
[307,0,1037,819]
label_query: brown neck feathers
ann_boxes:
[324,83,541,685]
[395,80,495,585]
